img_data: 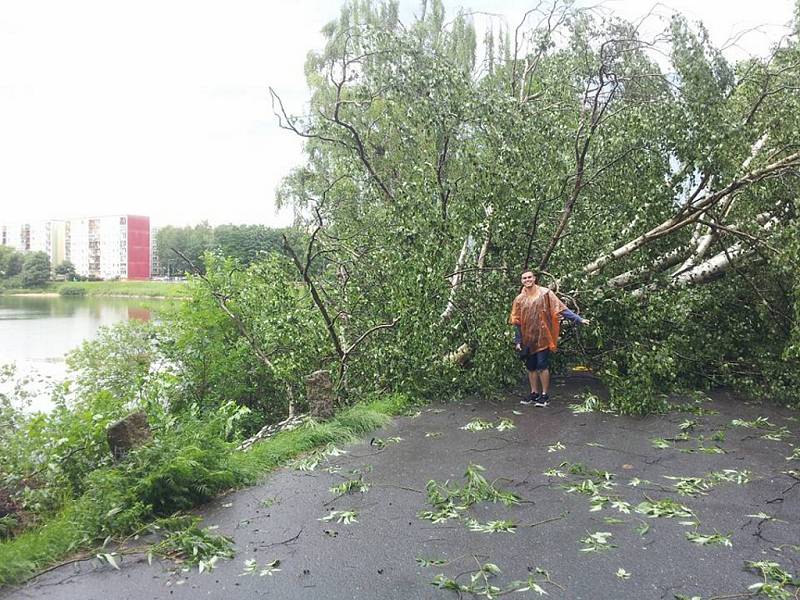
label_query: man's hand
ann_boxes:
[580,319,591,326]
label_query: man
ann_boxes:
[509,271,589,407]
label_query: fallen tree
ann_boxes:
[269,0,800,411]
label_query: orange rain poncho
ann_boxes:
[509,286,568,353]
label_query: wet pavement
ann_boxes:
[3,375,799,599]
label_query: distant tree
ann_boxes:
[212,224,295,266]
[54,260,77,281]
[20,252,51,287]
[155,222,305,275]
[0,245,12,277]
[154,227,181,277]
[186,222,214,271]
[155,222,213,276]
[0,245,23,279]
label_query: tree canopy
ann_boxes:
[153,223,303,276]
[54,260,76,280]
[261,0,800,412]
[20,252,51,288]
[0,246,24,280]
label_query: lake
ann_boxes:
[0,294,155,412]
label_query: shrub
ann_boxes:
[58,285,86,297]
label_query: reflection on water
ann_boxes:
[0,295,154,412]
[128,306,152,322]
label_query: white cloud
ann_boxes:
[0,0,795,227]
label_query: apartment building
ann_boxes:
[0,220,65,265]
[0,222,27,250]
[1,215,151,280]
[65,215,151,280]
[150,225,161,277]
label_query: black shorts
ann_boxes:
[520,349,550,372]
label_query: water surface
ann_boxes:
[0,294,154,411]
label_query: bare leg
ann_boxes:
[539,369,550,395]
[527,370,539,394]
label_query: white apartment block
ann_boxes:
[0,222,27,251]
[1,215,150,280]
[150,225,161,277]
[0,220,65,265]
[66,217,127,279]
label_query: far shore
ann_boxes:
[3,291,180,300]
[5,292,61,297]
[0,280,187,300]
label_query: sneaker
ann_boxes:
[520,393,539,405]
[534,394,550,407]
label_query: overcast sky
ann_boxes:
[0,1,795,228]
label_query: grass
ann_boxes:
[1,280,187,298]
[0,394,413,587]
[231,397,404,480]
[0,283,60,294]
[57,281,187,298]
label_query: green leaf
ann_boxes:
[615,567,631,579]
[319,510,359,524]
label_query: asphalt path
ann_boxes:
[3,375,799,600]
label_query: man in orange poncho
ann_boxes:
[509,271,589,407]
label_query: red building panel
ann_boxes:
[127,215,151,280]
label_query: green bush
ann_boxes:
[19,252,50,288]
[0,515,17,541]
[157,254,327,428]
[0,391,412,585]
[58,285,86,297]
[1,390,127,518]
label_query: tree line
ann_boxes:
[0,246,56,287]
[0,223,302,286]
[153,223,304,276]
